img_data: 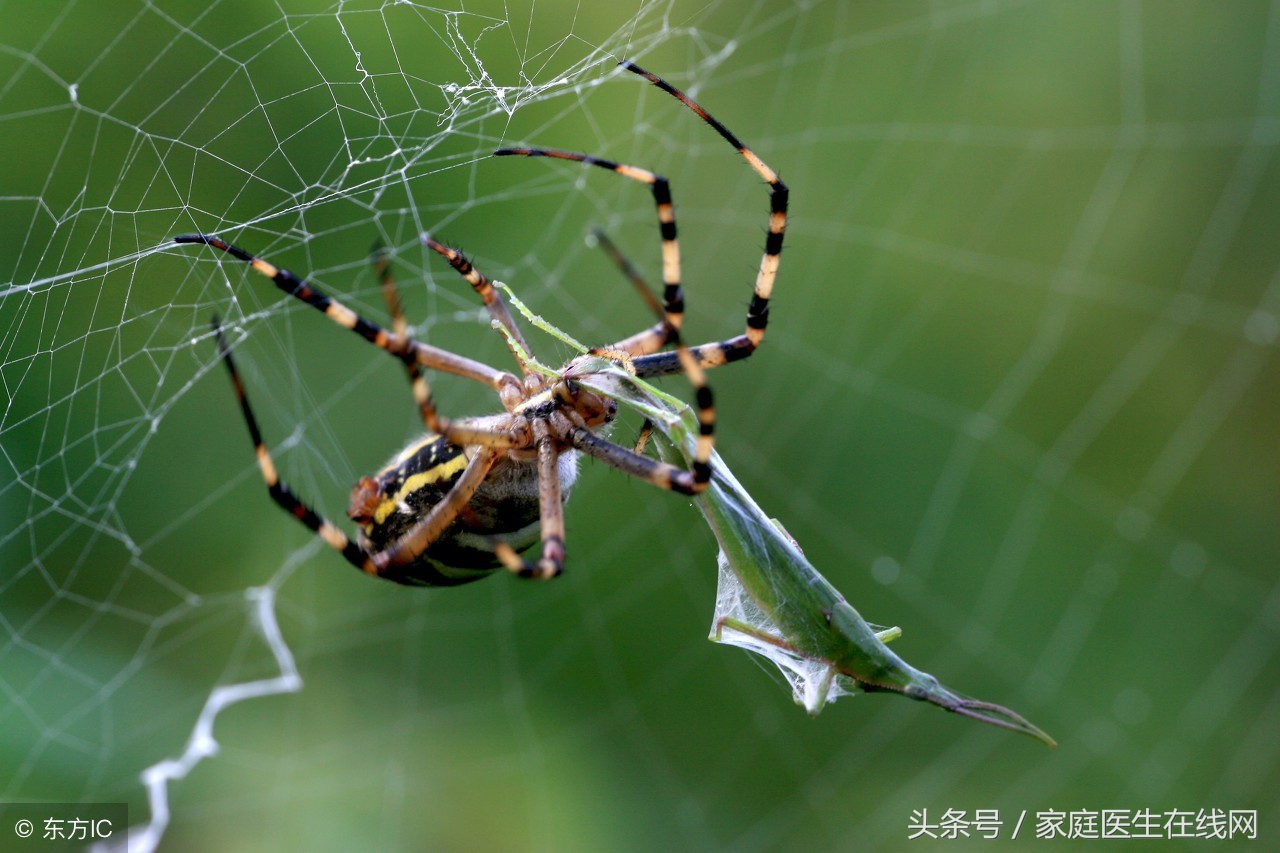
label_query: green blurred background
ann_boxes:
[2,0,1277,849]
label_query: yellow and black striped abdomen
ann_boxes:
[349,434,545,585]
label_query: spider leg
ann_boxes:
[584,229,716,487]
[494,147,685,349]
[212,317,386,580]
[632,419,654,454]
[569,426,708,495]
[178,234,524,446]
[372,242,433,429]
[587,228,672,357]
[614,61,788,378]
[493,420,567,580]
[176,234,518,389]
[494,63,787,377]
[617,339,754,377]
[420,237,535,375]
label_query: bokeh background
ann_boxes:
[2,0,1277,849]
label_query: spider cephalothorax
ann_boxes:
[177,61,788,586]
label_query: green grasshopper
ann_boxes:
[677,436,1054,745]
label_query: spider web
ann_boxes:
[3,0,1278,849]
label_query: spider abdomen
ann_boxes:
[348,433,579,584]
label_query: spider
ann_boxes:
[176,61,788,586]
